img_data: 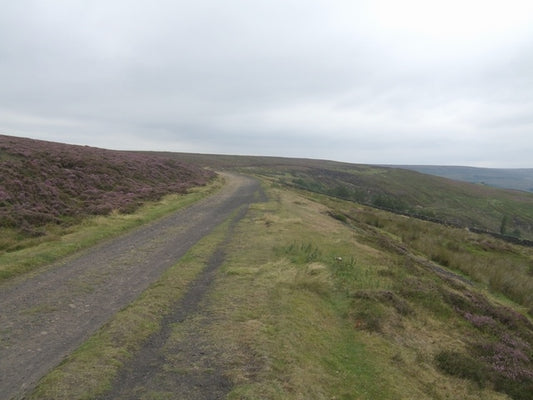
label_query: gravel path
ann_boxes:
[0,173,262,400]
[98,202,251,400]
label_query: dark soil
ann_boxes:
[0,173,263,400]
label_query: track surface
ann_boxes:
[0,173,262,400]
[99,201,251,400]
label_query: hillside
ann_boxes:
[0,135,214,240]
[150,152,533,242]
[393,165,533,193]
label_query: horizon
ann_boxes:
[1,1,532,168]
[3,132,533,171]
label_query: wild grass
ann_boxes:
[202,184,514,399]
[314,195,533,315]
[252,164,533,242]
[0,177,222,282]
[305,190,533,399]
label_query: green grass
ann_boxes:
[0,176,223,282]
[148,153,533,241]
[220,181,532,399]
[201,184,510,399]
[244,163,533,241]
[326,198,533,315]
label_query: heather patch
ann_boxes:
[0,135,214,237]
[433,284,533,399]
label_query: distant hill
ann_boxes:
[391,165,533,193]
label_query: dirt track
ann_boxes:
[0,173,263,400]
[98,201,251,400]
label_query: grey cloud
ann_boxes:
[1,0,532,166]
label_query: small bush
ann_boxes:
[351,305,385,333]
[430,252,450,267]
[493,376,533,400]
[435,350,489,386]
[280,242,322,264]
[353,290,413,316]
[328,211,347,223]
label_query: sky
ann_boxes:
[1,0,532,167]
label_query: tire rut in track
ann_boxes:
[98,204,251,400]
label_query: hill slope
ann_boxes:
[0,135,214,237]
[150,152,533,242]
[393,165,533,193]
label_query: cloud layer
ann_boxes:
[1,0,532,166]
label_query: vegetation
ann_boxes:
[272,166,533,241]
[155,152,533,241]
[397,165,533,193]
[0,135,214,237]
[0,174,222,281]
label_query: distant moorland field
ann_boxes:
[155,151,533,242]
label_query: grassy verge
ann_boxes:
[250,165,533,241]
[29,207,235,400]
[196,183,529,399]
[0,176,223,282]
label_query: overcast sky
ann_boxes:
[1,0,532,167]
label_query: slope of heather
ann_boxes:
[0,135,214,234]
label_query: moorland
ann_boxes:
[395,165,533,193]
[1,134,532,400]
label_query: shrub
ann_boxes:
[280,242,322,264]
[351,304,386,333]
[328,211,347,223]
[352,290,413,316]
[435,350,489,386]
